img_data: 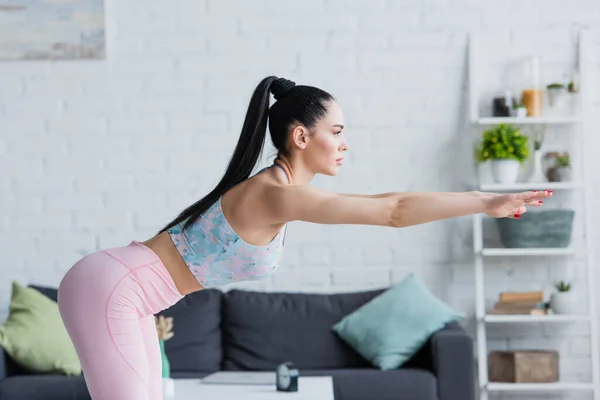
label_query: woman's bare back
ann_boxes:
[219,164,290,246]
[141,163,290,295]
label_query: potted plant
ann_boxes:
[475,124,529,184]
[546,83,568,107]
[554,153,572,182]
[567,70,579,93]
[156,315,176,398]
[550,281,580,315]
[512,101,527,118]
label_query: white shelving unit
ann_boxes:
[477,116,582,125]
[468,30,599,400]
[487,382,596,392]
[484,314,590,323]
[480,248,583,257]
[479,181,583,191]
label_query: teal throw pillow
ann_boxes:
[332,272,464,370]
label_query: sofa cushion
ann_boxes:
[2,285,61,377]
[221,288,385,370]
[302,368,438,400]
[28,285,58,302]
[0,375,90,400]
[332,273,463,370]
[0,281,81,376]
[157,288,223,374]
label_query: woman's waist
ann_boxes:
[140,232,205,296]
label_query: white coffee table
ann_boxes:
[170,376,334,400]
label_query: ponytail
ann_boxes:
[158,75,331,235]
[158,76,279,233]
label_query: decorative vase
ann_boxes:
[163,377,175,399]
[159,339,175,398]
[550,292,580,314]
[159,339,170,378]
[528,150,547,183]
[491,159,520,184]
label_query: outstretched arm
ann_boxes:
[265,186,551,227]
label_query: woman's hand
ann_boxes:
[484,190,553,219]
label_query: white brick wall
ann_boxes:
[2,0,600,397]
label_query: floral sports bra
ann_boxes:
[167,165,289,288]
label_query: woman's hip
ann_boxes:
[57,241,183,319]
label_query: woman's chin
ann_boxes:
[325,165,340,176]
[312,163,341,177]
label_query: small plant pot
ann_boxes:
[491,159,520,184]
[550,292,580,314]
[548,87,568,108]
[555,166,572,182]
[515,107,527,118]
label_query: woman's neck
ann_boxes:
[273,155,315,185]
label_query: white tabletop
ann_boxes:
[170,376,334,400]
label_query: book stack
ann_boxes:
[489,291,548,315]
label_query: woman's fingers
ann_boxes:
[507,206,527,218]
[518,190,553,201]
[524,199,545,206]
[517,190,552,206]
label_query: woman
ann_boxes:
[57,76,551,400]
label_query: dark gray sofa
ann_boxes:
[0,284,476,400]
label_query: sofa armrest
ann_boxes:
[430,322,476,400]
[0,345,7,380]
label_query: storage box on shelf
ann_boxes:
[488,350,559,384]
[468,29,599,400]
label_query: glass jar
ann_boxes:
[521,56,542,117]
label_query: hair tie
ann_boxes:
[271,77,296,100]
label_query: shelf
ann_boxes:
[476,116,582,125]
[479,248,580,256]
[478,182,583,191]
[469,30,598,398]
[484,314,590,323]
[486,382,594,392]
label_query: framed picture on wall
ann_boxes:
[0,0,105,60]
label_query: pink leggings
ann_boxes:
[57,241,184,400]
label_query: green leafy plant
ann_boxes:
[555,154,570,167]
[474,124,530,164]
[513,101,526,109]
[555,280,572,292]
[547,83,565,90]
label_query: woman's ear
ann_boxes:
[290,125,309,150]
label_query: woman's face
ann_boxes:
[292,101,349,176]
